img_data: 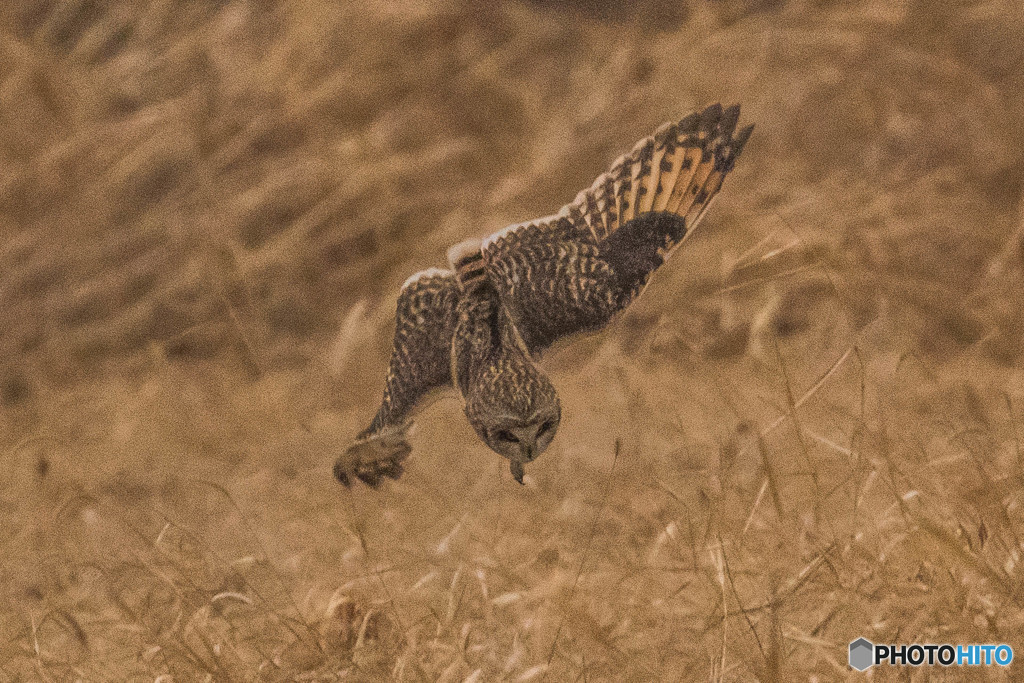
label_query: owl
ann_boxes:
[334,103,752,487]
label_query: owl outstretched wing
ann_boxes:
[481,103,753,355]
[334,268,460,487]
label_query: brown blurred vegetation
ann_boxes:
[2,0,1024,680]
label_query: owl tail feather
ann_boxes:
[334,422,413,487]
[447,239,486,291]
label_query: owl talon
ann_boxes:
[335,426,412,488]
[355,467,381,488]
[354,457,405,487]
[333,461,352,487]
[379,459,405,480]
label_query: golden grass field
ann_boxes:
[2,0,1024,680]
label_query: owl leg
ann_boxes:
[334,373,418,488]
[335,268,459,488]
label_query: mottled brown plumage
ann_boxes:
[334,103,752,487]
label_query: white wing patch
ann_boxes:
[482,223,526,251]
[401,267,452,292]
[481,214,561,253]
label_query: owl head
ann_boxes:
[465,356,561,484]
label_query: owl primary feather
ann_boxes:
[334,103,753,487]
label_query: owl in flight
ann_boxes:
[334,103,752,487]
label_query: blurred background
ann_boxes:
[2,0,1023,680]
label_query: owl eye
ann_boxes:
[494,429,519,443]
[537,420,554,437]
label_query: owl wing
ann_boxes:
[334,268,461,487]
[481,103,752,355]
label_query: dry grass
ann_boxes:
[2,0,1024,680]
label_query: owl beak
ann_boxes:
[510,460,525,485]
[520,443,535,462]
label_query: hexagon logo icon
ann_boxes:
[849,638,874,671]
